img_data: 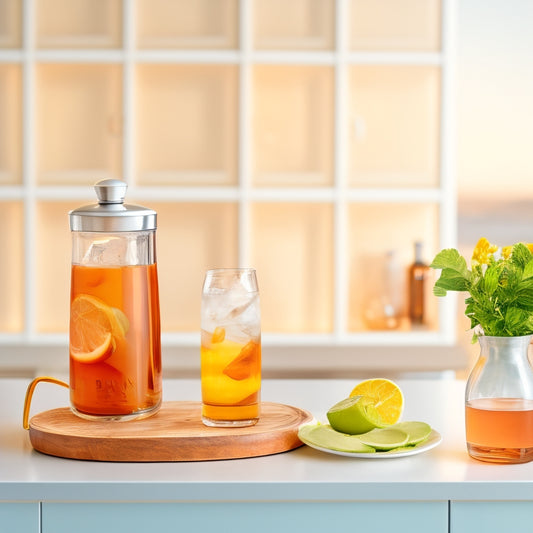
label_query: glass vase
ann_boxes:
[465,334,533,464]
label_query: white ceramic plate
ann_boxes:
[299,426,442,458]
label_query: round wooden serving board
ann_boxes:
[28,401,313,462]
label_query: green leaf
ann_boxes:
[504,306,533,336]
[433,285,447,297]
[500,265,522,294]
[524,314,533,334]
[510,243,533,270]
[515,282,533,310]
[523,259,533,280]
[483,264,500,296]
[434,269,470,292]
[430,248,470,279]
[464,297,475,314]
[432,250,471,296]
[470,319,480,332]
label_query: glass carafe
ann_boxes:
[465,334,533,463]
[68,179,162,420]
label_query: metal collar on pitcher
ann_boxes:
[69,179,157,232]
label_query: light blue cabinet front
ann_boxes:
[0,503,40,533]
[451,502,533,533]
[42,501,448,533]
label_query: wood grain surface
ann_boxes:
[28,401,313,462]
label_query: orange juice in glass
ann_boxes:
[201,268,261,427]
[69,179,162,421]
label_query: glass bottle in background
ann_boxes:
[363,250,403,330]
[408,241,429,325]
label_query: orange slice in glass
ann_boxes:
[211,326,226,343]
[223,341,260,381]
[70,294,124,364]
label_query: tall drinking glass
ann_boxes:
[201,268,261,427]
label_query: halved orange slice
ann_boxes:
[70,294,125,364]
[223,340,260,381]
[349,378,404,426]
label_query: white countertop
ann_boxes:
[2,377,533,503]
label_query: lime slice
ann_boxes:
[326,395,384,435]
[358,428,409,450]
[298,424,376,453]
[391,421,432,445]
[384,446,416,454]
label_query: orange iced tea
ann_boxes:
[201,268,261,427]
[69,263,162,419]
[466,397,533,463]
[201,331,261,423]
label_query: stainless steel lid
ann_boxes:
[69,179,157,232]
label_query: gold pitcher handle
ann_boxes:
[23,376,69,430]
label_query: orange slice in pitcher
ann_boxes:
[110,306,129,338]
[223,341,260,381]
[70,294,121,364]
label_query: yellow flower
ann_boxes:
[472,237,498,265]
[502,246,513,259]
[502,243,533,259]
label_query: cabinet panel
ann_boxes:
[350,0,441,51]
[349,65,440,188]
[348,203,439,332]
[36,64,123,185]
[0,64,22,185]
[36,0,122,48]
[136,64,238,186]
[254,0,335,51]
[253,65,334,187]
[0,201,24,333]
[0,0,454,354]
[42,501,448,533]
[0,0,22,48]
[0,503,39,532]
[136,0,238,50]
[152,202,238,331]
[251,203,333,333]
[451,502,533,533]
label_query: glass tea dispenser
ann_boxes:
[68,179,162,420]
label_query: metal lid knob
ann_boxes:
[94,179,128,204]
[69,179,157,232]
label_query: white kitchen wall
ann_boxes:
[456,0,533,372]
